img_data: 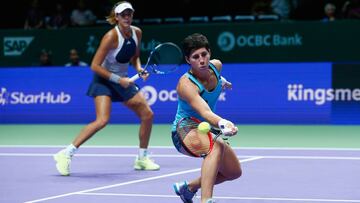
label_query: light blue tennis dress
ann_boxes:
[171,63,223,156]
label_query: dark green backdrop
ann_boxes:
[1,20,360,67]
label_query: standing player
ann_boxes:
[171,33,242,203]
[54,1,160,176]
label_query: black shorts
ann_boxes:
[86,74,139,102]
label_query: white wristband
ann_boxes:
[220,76,232,87]
[218,119,233,136]
[220,76,228,84]
[109,73,121,84]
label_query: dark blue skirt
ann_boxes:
[86,74,139,102]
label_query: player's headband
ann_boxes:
[115,2,134,14]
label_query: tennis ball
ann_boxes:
[198,122,211,134]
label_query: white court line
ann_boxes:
[23,156,263,203]
[81,192,360,202]
[1,145,360,151]
[2,153,360,160]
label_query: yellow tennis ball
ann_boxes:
[198,122,211,134]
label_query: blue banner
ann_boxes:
[0,63,358,124]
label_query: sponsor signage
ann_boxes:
[0,63,359,124]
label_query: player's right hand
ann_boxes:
[120,77,134,88]
[218,119,238,136]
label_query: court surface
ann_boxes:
[1,124,360,203]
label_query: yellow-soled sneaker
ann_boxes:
[134,156,160,171]
[53,150,71,176]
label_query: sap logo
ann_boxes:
[3,37,34,56]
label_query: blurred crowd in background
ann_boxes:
[0,0,358,67]
[3,0,360,30]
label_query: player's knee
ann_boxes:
[147,109,154,119]
[233,168,242,179]
[210,142,225,158]
[142,109,154,121]
[94,118,109,129]
[227,168,242,181]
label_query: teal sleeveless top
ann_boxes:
[171,63,223,131]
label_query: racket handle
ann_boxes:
[129,73,140,82]
[210,128,221,135]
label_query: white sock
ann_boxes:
[65,144,78,157]
[138,148,148,159]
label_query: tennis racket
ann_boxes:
[130,42,183,82]
[176,117,228,158]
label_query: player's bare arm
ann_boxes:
[211,59,232,90]
[210,59,222,72]
[91,29,117,80]
[91,29,131,87]
[177,76,222,126]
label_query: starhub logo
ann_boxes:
[0,87,71,105]
[288,84,360,105]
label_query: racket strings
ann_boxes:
[176,120,198,140]
[176,118,211,157]
[149,43,183,74]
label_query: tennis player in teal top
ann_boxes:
[53,1,159,176]
[172,33,242,203]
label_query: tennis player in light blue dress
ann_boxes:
[172,33,242,203]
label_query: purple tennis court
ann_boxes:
[1,146,360,203]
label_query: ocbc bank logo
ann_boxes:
[140,86,177,106]
[217,32,236,52]
[218,31,302,51]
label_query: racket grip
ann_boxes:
[129,73,140,82]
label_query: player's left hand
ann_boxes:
[222,80,232,90]
[221,76,232,90]
[138,68,149,81]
